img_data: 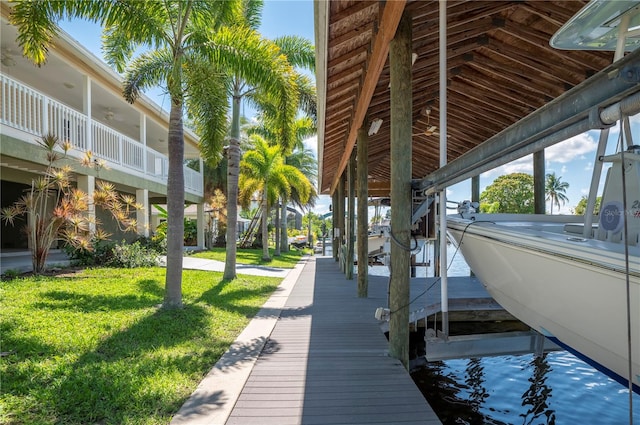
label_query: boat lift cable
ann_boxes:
[388,219,495,316]
[618,119,634,424]
[388,230,420,253]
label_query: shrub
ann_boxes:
[107,241,159,268]
[64,238,115,266]
[135,235,167,255]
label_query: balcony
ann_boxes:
[0,74,203,196]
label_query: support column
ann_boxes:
[140,115,148,173]
[346,150,356,279]
[337,174,346,271]
[196,203,205,249]
[331,188,340,261]
[82,76,92,152]
[77,175,95,233]
[136,189,150,237]
[471,175,480,204]
[357,125,369,297]
[533,150,546,214]
[388,11,412,369]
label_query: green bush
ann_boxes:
[108,241,160,268]
[136,234,167,255]
[64,239,115,266]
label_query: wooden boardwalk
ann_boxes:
[173,255,441,425]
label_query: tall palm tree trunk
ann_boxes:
[280,200,289,252]
[261,188,270,261]
[274,200,281,256]
[224,95,242,280]
[164,101,185,308]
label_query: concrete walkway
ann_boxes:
[1,252,290,278]
[170,255,441,425]
[160,256,291,279]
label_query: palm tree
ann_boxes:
[217,0,313,279]
[238,135,311,261]
[246,115,317,254]
[545,172,570,214]
[282,142,318,252]
[9,0,281,306]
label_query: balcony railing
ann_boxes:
[0,74,203,196]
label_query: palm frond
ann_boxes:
[122,49,173,103]
[273,35,315,72]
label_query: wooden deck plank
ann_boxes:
[225,256,441,425]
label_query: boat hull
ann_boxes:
[447,215,640,393]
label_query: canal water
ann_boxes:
[366,243,640,424]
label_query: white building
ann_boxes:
[0,8,207,255]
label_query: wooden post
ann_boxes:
[534,150,545,214]
[337,174,346,271]
[388,11,412,370]
[331,189,340,261]
[346,150,356,279]
[357,125,369,297]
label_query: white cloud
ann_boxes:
[545,133,597,164]
[481,154,532,179]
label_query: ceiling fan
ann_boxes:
[412,107,439,137]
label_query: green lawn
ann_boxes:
[192,246,309,269]
[0,267,282,425]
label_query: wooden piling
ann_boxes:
[346,151,356,279]
[388,11,412,369]
[357,125,369,297]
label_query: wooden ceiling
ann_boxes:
[315,0,614,196]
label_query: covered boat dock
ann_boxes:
[315,0,640,367]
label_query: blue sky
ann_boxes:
[59,1,635,217]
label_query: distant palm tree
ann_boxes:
[238,135,311,261]
[248,116,317,253]
[545,172,570,214]
[220,0,314,279]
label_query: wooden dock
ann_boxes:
[172,255,441,425]
[372,274,515,333]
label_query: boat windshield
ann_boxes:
[551,0,640,52]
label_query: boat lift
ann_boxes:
[397,0,640,365]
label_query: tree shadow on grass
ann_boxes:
[137,278,164,297]
[195,277,281,318]
[48,303,228,424]
[32,290,159,312]
[5,272,284,424]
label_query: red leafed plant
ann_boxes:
[1,134,141,274]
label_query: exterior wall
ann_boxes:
[0,14,206,253]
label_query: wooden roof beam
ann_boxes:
[329,0,407,194]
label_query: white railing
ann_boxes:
[0,74,202,196]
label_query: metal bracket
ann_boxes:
[622,66,640,83]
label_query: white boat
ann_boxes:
[367,223,390,259]
[446,0,640,394]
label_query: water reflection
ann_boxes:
[520,354,555,425]
[465,358,488,416]
[413,358,510,425]
[412,351,639,424]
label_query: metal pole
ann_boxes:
[438,0,449,338]
[533,150,545,214]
